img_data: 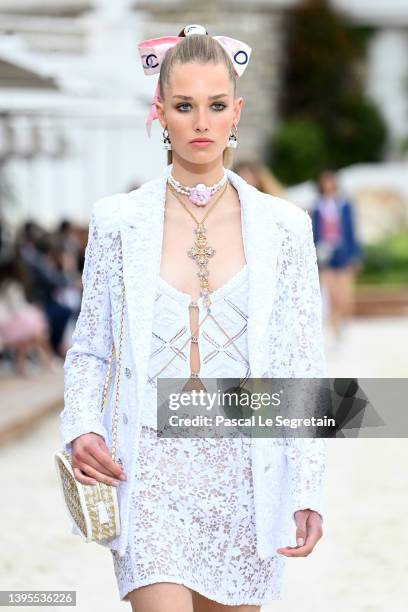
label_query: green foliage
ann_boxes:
[279,0,360,121]
[356,231,408,285]
[266,118,328,184]
[268,0,388,185]
[399,136,408,155]
[326,94,387,167]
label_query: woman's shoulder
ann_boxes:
[90,176,160,229]
[91,193,123,229]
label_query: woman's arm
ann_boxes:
[344,201,363,265]
[285,212,328,524]
[59,198,114,455]
[272,211,328,556]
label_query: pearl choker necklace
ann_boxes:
[167,171,228,206]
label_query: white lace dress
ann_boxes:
[110,264,287,605]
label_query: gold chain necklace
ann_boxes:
[167,180,228,310]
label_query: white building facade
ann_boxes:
[0,0,165,229]
[0,0,407,229]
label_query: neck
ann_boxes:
[169,155,226,186]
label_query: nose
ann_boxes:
[193,106,210,132]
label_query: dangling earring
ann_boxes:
[163,127,172,150]
[227,123,238,148]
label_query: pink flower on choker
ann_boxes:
[189,184,213,206]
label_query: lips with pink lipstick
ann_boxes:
[190,138,213,148]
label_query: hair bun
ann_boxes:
[184,24,208,36]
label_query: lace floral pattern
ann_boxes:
[111,272,286,604]
[59,166,327,578]
[60,196,122,455]
[111,428,286,604]
[266,213,328,524]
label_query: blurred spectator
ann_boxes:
[18,221,46,261]
[56,219,81,260]
[53,236,82,315]
[18,232,74,357]
[233,160,286,196]
[0,250,57,376]
[311,169,363,340]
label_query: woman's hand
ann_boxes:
[71,433,127,486]
[276,509,323,557]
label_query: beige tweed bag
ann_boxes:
[55,282,125,543]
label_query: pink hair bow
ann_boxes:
[137,29,252,137]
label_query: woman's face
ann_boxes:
[319,173,337,196]
[155,61,243,166]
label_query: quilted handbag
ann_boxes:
[55,281,125,543]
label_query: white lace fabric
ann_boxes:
[111,267,287,604]
[60,171,328,598]
[147,264,250,389]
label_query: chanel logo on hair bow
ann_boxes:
[137,24,252,137]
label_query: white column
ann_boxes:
[366,28,408,146]
[82,0,144,85]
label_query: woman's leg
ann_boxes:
[337,265,355,324]
[127,582,194,612]
[328,265,355,335]
[319,268,340,335]
[192,591,260,612]
[34,332,58,369]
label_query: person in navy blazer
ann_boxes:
[311,170,363,340]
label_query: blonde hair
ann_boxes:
[233,160,286,197]
[158,26,238,168]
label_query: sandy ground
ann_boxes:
[323,316,408,378]
[0,316,407,611]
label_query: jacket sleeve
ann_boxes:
[59,199,113,455]
[344,201,363,264]
[285,212,328,524]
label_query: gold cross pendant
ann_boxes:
[187,223,216,308]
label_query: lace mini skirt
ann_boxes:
[110,423,286,605]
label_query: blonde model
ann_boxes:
[60,24,328,612]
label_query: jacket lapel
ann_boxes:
[120,164,283,405]
[119,170,167,407]
[225,169,283,376]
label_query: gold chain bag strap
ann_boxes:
[54,280,126,543]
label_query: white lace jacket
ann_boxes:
[60,163,328,559]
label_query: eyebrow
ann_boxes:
[172,94,229,100]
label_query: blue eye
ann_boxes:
[176,103,226,112]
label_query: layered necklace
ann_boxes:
[167,174,229,310]
[168,170,228,206]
